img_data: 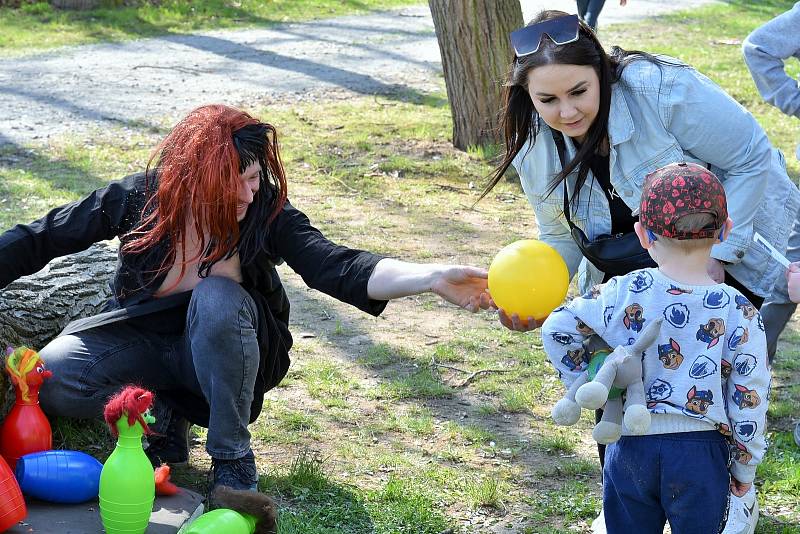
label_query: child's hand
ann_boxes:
[787,262,800,303]
[730,477,751,497]
[497,309,543,332]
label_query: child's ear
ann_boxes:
[634,222,654,249]
[717,217,734,243]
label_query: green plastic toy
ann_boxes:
[183,508,257,533]
[181,485,278,534]
[99,386,157,534]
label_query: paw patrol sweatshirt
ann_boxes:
[542,268,770,483]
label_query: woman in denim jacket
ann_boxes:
[485,11,797,532]
[486,10,798,331]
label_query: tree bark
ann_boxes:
[428,0,523,150]
[0,243,117,351]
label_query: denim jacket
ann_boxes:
[742,1,800,160]
[512,57,800,297]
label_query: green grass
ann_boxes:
[299,360,358,408]
[536,432,578,456]
[0,0,422,55]
[531,481,602,524]
[2,2,800,532]
[264,451,452,534]
[465,474,506,510]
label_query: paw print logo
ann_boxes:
[663,303,690,328]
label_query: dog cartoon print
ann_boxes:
[575,318,594,336]
[684,386,714,416]
[735,295,757,320]
[667,285,693,295]
[657,338,684,369]
[623,304,645,332]
[721,359,732,380]
[696,318,725,348]
[732,384,761,410]
[561,348,586,372]
[732,441,753,464]
[715,422,732,437]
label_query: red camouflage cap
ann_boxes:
[639,162,728,240]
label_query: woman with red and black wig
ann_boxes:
[0,104,493,494]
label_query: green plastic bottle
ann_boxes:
[183,508,257,533]
[99,411,156,534]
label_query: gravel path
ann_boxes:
[0,0,719,147]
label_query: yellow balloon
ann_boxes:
[488,239,569,320]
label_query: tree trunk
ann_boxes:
[0,243,117,351]
[428,0,523,150]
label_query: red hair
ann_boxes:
[122,104,288,293]
[103,386,155,437]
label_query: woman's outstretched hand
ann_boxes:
[497,309,543,332]
[430,266,494,312]
[367,259,493,312]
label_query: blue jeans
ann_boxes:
[39,276,260,460]
[576,0,607,29]
[603,431,730,534]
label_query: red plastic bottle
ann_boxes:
[0,347,53,472]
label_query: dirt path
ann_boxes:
[0,0,719,147]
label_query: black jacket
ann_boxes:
[0,172,387,425]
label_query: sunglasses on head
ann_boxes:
[510,14,581,57]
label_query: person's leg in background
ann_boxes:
[761,207,800,365]
[576,0,590,22]
[759,208,800,445]
[591,409,607,533]
[583,0,607,30]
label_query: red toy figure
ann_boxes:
[0,346,52,471]
[154,465,179,496]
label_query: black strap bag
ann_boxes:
[550,130,656,277]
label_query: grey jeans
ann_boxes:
[762,201,800,364]
[39,276,260,460]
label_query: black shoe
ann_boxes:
[209,449,259,495]
[145,415,191,467]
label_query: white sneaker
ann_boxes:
[721,485,758,534]
[591,509,607,534]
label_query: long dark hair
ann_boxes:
[482,10,677,207]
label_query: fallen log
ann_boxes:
[0,242,117,351]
